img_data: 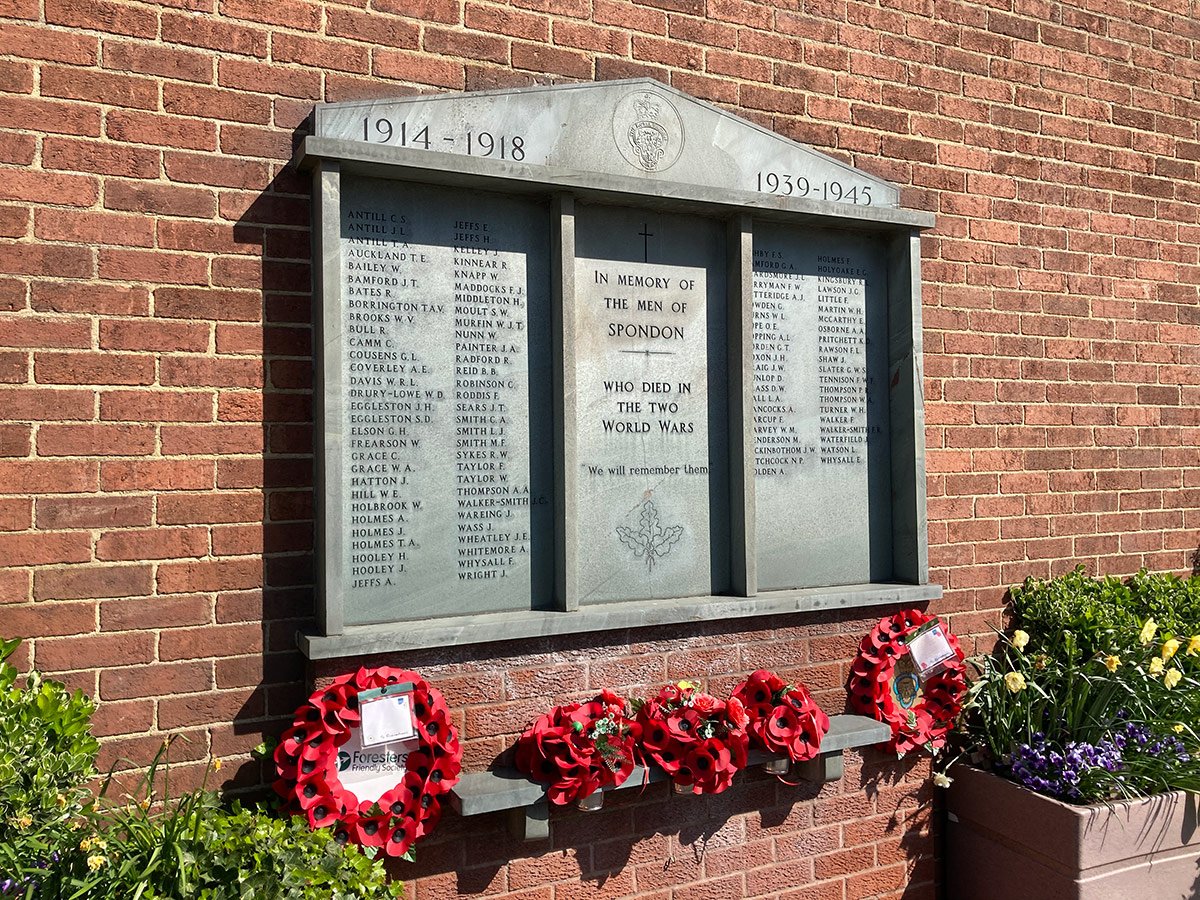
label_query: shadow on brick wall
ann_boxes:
[215,112,318,796]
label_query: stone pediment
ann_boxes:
[314,79,899,209]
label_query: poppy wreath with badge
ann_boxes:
[513,689,641,805]
[635,680,750,795]
[847,609,968,756]
[731,669,831,763]
[273,666,461,860]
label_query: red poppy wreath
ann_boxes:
[847,609,967,756]
[273,666,461,860]
[731,669,830,763]
[636,680,749,795]
[513,689,640,806]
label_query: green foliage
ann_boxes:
[958,570,1200,803]
[54,798,404,899]
[49,743,403,900]
[0,637,99,892]
[0,639,402,900]
[190,806,404,900]
[962,633,1200,798]
[1011,567,1200,660]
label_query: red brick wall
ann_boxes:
[325,614,936,900]
[1,0,1198,898]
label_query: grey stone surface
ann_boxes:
[508,801,549,842]
[303,81,935,645]
[751,225,893,590]
[328,177,553,625]
[794,753,844,784]
[299,581,942,657]
[550,195,579,611]
[315,80,899,208]
[299,137,934,232]
[448,713,892,818]
[313,159,343,635]
[571,204,728,604]
[818,713,893,752]
[887,232,930,583]
[726,215,756,597]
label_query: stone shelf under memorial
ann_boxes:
[298,582,942,658]
[447,714,893,841]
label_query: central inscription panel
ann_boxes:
[336,178,552,625]
[573,205,730,604]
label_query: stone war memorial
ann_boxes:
[303,80,934,651]
[1,4,1198,900]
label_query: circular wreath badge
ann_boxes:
[847,610,967,756]
[273,666,461,859]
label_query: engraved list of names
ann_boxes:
[751,226,890,590]
[337,178,551,625]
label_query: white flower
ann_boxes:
[933,772,953,789]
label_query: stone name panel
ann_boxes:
[752,225,893,590]
[308,82,931,639]
[336,177,552,625]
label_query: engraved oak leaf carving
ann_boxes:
[616,498,683,572]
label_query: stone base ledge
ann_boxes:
[449,714,893,841]
[298,581,942,658]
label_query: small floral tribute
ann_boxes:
[273,666,461,860]
[731,669,831,763]
[513,689,640,806]
[635,680,750,794]
[848,609,967,756]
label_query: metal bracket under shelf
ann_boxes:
[507,798,550,842]
[448,714,891,842]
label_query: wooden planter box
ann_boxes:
[945,764,1200,900]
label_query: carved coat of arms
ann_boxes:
[627,96,669,171]
[612,90,684,173]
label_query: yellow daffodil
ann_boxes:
[1174,724,1186,734]
[86,855,107,872]
[1187,636,1200,656]
[1149,657,1165,675]
[1140,619,1158,645]
[213,758,222,771]
[1162,638,1181,661]
[1103,655,1120,673]
[1165,668,1183,689]
[1012,630,1029,651]
[1004,672,1027,694]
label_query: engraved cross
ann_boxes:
[638,223,653,262]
